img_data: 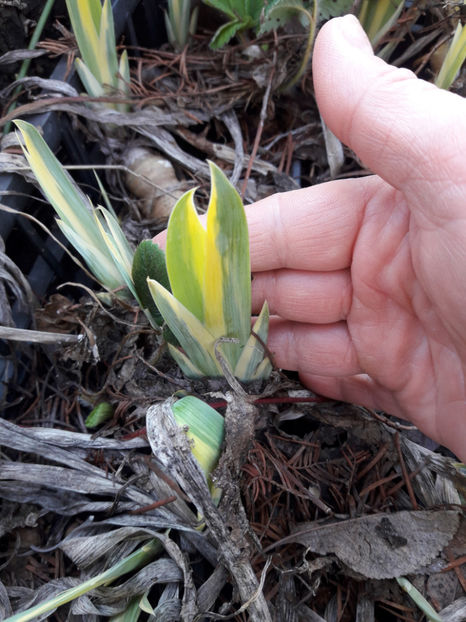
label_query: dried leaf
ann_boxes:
[287,510,460,579]
[438,597,466,622]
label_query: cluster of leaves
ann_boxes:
[203,0,317,49]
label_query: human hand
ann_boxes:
[249,15,466,459]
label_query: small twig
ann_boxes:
[129,495,177,514]
[443,552,466,593]
[278,0,318,93]
[241,50,277,199]
[365,407,417,431]
[356,442,390,482]
[0,325,84,345]
[136,351,190,388]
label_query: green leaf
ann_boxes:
[166,162,251,371]
[96,208,133,275]
[117,49,131,111]
[171,395,224,477]
[435,21,466,90]
[167,343,205,378]
[138,592,155,615]
[203,0,263,48]
[66,0,102,82]
[319,0,353,20]
[250,355,273,380]
[164,0,194,49]
[132,240,170,325]
[56,219,125,291]
[66,0,129,109]
[109,596,142,622]
[3,539,161,622]
[259,0,306,35]
[396,578,443,622]
[210,19,245,49]
[92,208,136,297]
[85,402,114,428]
[15,121,99,247]
[158,161,271,381]
[99,0,119,89]
[203,0,237,20]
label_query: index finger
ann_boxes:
[247,175,380,272]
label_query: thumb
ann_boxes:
[312,15,466,220]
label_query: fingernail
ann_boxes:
[338,14,373,54]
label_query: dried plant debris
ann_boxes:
[1,393,465,619]
[281,510,460,579]
[146,395,273,622]
[1,312,465,619]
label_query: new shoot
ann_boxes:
[148,162,271,382]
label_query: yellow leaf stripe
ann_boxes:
[204,175,226,338]
[166,190,206,322]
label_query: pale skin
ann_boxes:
[248,15,466,460]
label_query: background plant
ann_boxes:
[435,20,466,90]
[164,0,199,50]
[66,0,130,111]
[15,120,169,327]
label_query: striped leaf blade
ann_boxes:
[167,344,205,378]
[57,219,124,291]
[99,0,119,89]
[66,0,102,82]
[204,161,251,364]
[92,209,135,296]
[75,58,105,98]
[147,279,221,377]
[15,121,100,249]
[117,49,131,110]
[435,22,466,90]
[96,208,134,276]
[166,189,206,322]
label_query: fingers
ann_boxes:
[247,175,380,272]
[252,268,351,323]
[299,372,401,416]
[313,15,466,221]
[267,317,361,376]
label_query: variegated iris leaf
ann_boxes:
[66,0,130,111]
[15,120,140,298]
[16,121,170,327]
[148,161,271,381]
